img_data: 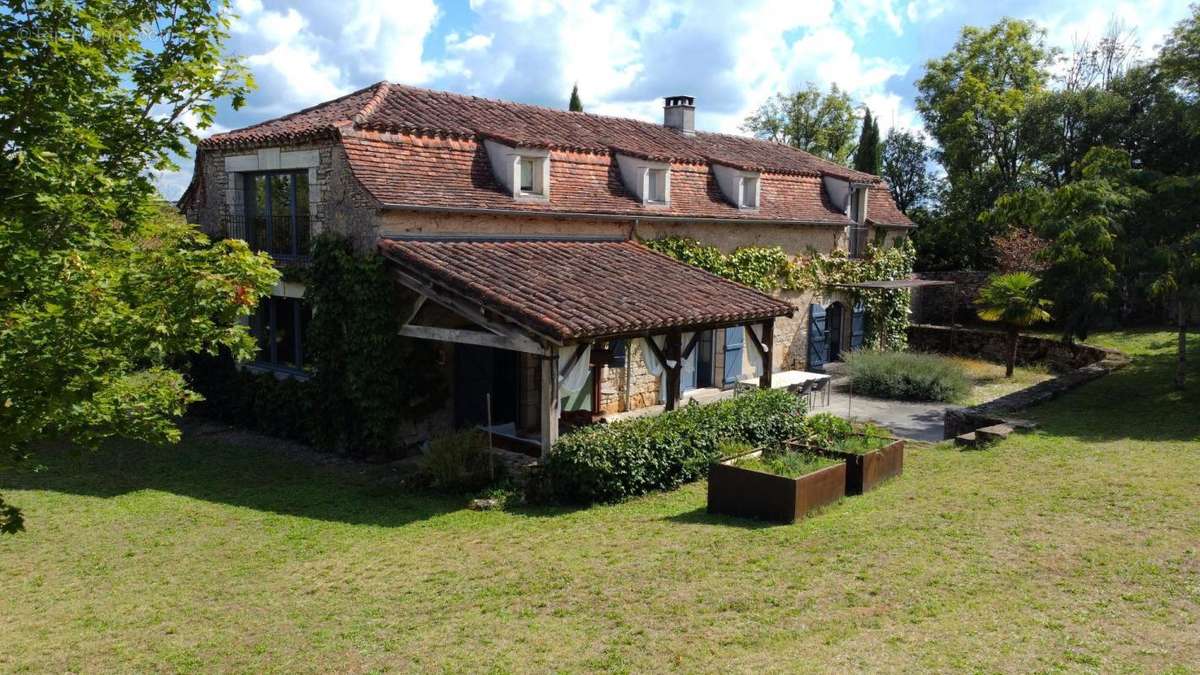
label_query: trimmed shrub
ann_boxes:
[544,388,806,504]
[422,429,496,492]
[844,350,970,402]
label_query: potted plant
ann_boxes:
[790,414,904,495]
[707,442,846,523]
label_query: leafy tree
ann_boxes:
[569,83,583,112]
[1160,4,1200,98]
[1149,229,1200,389]
[742,83,858,164]
[916,19,1056,267]
[988,147,1133,341]
[852,107,881,174]
[917,18,1055,203]
[975,272,1052,377]
[880,128,933,214]
[0,0,276,532]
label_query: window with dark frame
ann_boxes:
[252,295,312,372]
[243,171,311,257]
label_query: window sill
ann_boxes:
[240,362,313,381]
[515,192,550,202]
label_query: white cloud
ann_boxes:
[342,0,443,84]
[234,5,345,113]
[445,32,493,53]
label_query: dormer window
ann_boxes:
[646,168,668,203]
[711,162,761,210]
[740,176,759,209]
[482,139,550,200]
[614,152,670,206]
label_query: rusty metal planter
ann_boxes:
[789,438,904,495]
[706,459,846,524]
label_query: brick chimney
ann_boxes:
[663,95,695,135]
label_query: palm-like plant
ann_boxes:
[975,273,1053,377]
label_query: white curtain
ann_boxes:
[679,331,696,388]
[747,324,764,376]
[641,336,667,377]
[558,344,592,395]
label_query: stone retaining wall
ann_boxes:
[907,324,1112,373]
[903,324,1130,439]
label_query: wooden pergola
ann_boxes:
[378,235,795,456]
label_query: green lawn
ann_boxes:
[2,331,1199,672]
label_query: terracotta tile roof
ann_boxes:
[342,132,851,224]
[867,187,914,228]
[378,237,795,343]
[199,81,912,226]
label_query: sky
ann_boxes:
[156,0,1194,199]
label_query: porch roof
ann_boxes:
[378,235,794,344]
[829,278,956,290]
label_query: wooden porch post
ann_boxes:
[759,319,774,389]
[664,329,682,411]
[540,347,560,459]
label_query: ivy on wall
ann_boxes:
[793,239,916,350]
[643,236,795,292]
[190,233,446,458]
[644,235,915,350]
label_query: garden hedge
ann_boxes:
[544,388,806,504]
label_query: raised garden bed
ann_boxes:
[789,436,905,495]
[790,415,904,495]
[707,451,846,524]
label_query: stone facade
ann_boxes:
[187,137,896,448]
[909,271,991,325]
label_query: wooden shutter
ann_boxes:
[850,302,866,351]
[807,304,827,371]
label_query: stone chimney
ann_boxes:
[663,95,695,135]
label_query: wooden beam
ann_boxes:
[558,344,589,379]
[400,295,426,327]
[681,331,702,360]
[540,349,560,459]
[758,319,775,389]
[399,324,544,355]
[746,322,768,361]
[664,329,682,412]
[643,335,668,368]
[386,260,562,346]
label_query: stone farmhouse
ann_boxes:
[179,82,914,455]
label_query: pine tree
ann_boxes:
[569,84,583,112]
[853,107,881,174]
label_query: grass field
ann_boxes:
[2,331,1198,672]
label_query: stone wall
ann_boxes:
[905,324,1131,439]
[907,324,1111,373]
[910,271,991,325]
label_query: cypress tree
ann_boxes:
[569,84,583,112]
[853,107,881,174]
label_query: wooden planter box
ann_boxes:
[789,438,905,495]
[706,459,846,524]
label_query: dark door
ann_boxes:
[827,303,843,362]
[696,330,714,388]
[807,304,827,371]
[723,327,744,384]
[453,345,519,428]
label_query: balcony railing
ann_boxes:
[848,225,870,259]
[222,214,311,261]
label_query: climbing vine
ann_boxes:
[793,239,916,350]
[645,235,915,350]
[643,236,795,292]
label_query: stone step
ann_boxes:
[954,432,978,448]
[1003,418,1039,432]
[976,424,1015,444]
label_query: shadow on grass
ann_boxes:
[0,434,465,528]
[665,506,784,530]
[1024,335,1200,444]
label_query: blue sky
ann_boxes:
[158,0,1193,198]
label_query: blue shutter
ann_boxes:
[850,302,866,351]
[807,304,827,372]
[723,327,744,384]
